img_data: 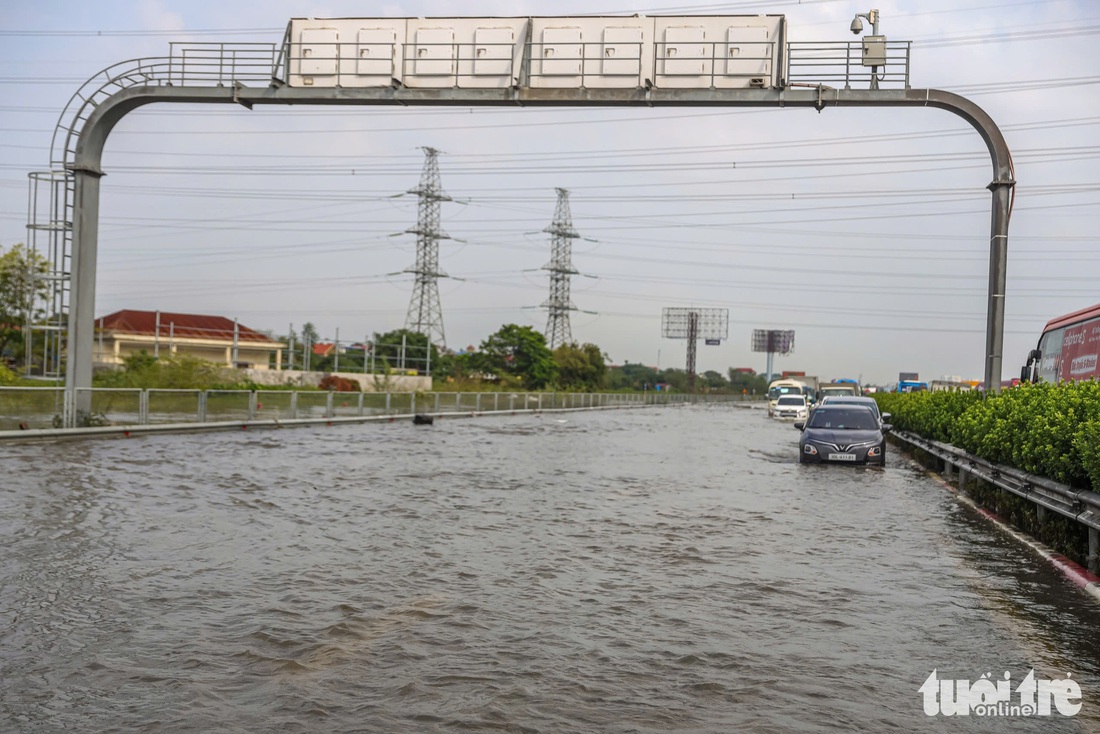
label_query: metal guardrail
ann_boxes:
[0,387,742,435]
[167,42,280,85]
[0,386,66,429]
[892,429,1100,572]
[786,40,911,90]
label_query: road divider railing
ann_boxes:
[0,386,744,438]
[892,429,1100,574]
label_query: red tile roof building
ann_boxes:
[93,309,284,370]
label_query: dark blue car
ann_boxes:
[794,405,889,466]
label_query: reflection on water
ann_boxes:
[2,406,1098,732]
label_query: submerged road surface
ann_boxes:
[2,405,1099,732]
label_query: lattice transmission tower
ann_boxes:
[403,147,451,347]
[541,188,584,349]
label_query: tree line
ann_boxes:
[0,241,770,393]
[283,323,768,394]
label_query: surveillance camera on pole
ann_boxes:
[850,8,880,35]
[850,9,885,89]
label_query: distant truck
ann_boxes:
[929,379,976,392]
[782,372,820,403]
[819,379,862,398]
[800,376,820,403]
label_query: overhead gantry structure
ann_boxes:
[30,15,1012,423]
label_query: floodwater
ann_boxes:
[2,405,1099,732]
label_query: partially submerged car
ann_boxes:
[794,404,890,465]
[772,394,809,421]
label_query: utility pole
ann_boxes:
[288,322,294,370]
[403,147,451,348]
[685,312,699,393]
[542,187,584,349]
[232,318,239,367]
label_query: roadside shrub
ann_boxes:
[1074,419,1100,494]
[95,352,231,390]
[879,381,1100,490]
[876,390,980,442]
[0,363,16,385]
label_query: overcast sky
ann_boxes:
[1,1,1098,385]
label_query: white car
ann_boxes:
[772,394,809,421]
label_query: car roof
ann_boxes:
[807,404,881,427]
[812,403,876,412]
[820,396,878,408]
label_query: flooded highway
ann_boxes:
[2,404,1099,732]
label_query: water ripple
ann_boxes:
[1,408,1099,732]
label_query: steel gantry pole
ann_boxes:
[986,180,1014,392]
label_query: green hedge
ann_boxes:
[875,382,1100,491]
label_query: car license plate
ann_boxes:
[828,453,858,461]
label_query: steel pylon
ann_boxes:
[403,147,451,347]
[541,188,583,349]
